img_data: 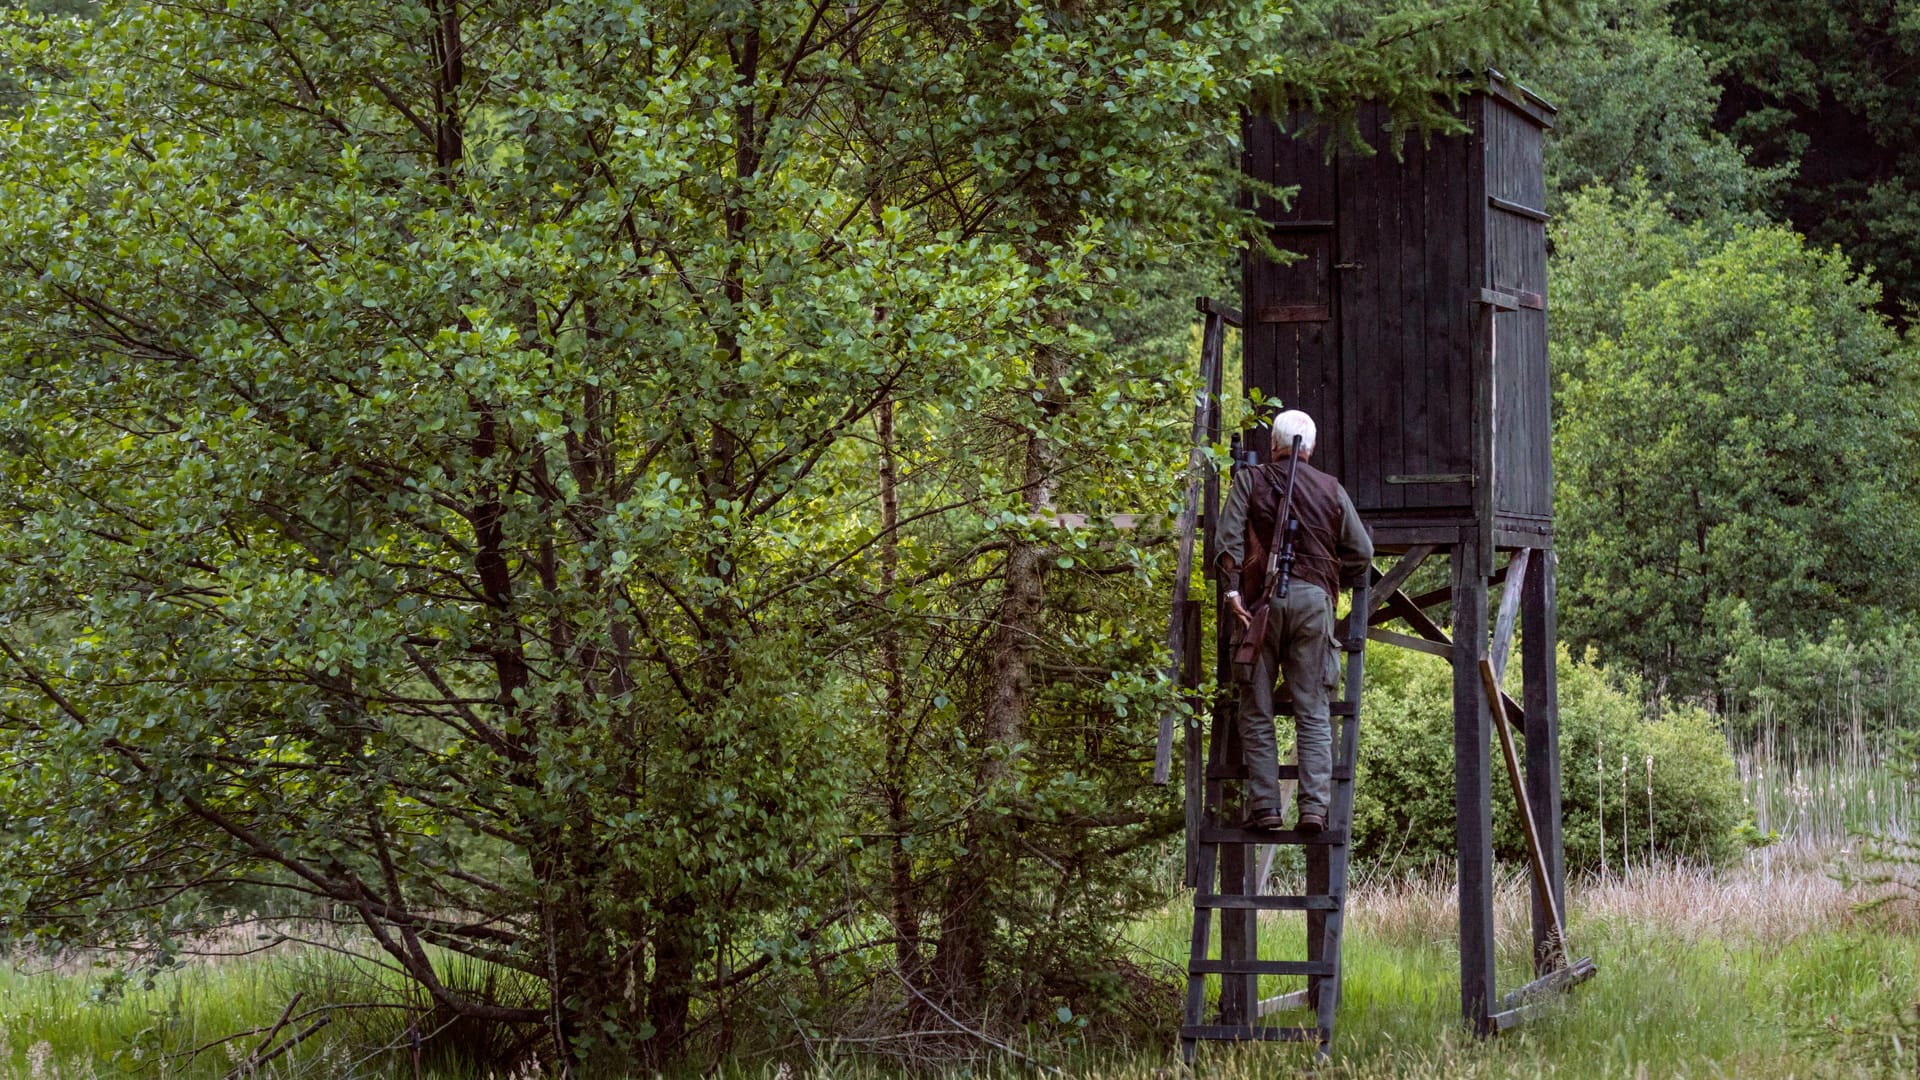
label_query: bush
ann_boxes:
[1351,643,1743,872]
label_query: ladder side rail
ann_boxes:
[1157,305,1227,786]
[1315,576,1370,1049]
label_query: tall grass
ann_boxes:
[1732,719,1920,854]
[1123,854,1914,1080]
[3,854,1914,1078]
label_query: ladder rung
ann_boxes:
[1200,826,1347,846]
[1182,1024,1323,1043]
[1206,765,1354,780]
[1194,893,1340,911]
[1189,959,1336,976]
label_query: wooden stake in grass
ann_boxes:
[1598,740,1608,879]
[1621,753,1630,872]
[1647,755,1655,866]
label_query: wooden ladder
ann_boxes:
[1180,581,1370,1062]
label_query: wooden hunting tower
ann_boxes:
[1166,74,1592,1064]
[1243,80,1555,558]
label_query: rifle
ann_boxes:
[1232,434,1304,669]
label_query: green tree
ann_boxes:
[0,0,1277,1065]
[1551,187,1920,695]
[1671,0,1920,317]
[1512,0,1783,221]
[0,0,1579,1070]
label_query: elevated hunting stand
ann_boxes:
[1153,74,1596,1062]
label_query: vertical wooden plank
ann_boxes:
[1529,106,1553,521]
[1470,98,1496,562]
[1452,541,1495,1035]
[1408,131,1447,510]
[1377,122,1408,512]
[1397,133,1429,512]
[1441,122,1471,503]
[1341,105,1387,514]
[1490,549,1528,679]
[1522,552,1567,975]
[1242,111,1273,403]
[1336,125,1364,505]
[1370,105,1396,514]
[1464,100,1490,548]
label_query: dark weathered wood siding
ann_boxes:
[1242,83,1553,549]
[1483,94,1553,525]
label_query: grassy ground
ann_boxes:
[1124,852,1917,1079]
[2,849,1914,1078]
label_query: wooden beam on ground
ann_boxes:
[1490,958,1596,1033]
[1500,956,1597,1011]
[1489,1001,1549,1032]
[1483,657,1569,970]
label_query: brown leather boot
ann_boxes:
[1296,810,1326,835]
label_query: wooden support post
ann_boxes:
[1218,708,1258,1024]
[1452,542,1496,1035]
[1522,551,1568,975]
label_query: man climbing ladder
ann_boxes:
[1217,410,1373,834]
[1180,404,1374,1060]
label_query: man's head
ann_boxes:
[1271,409,1316,460]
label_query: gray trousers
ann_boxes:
[1237,582,1342,815]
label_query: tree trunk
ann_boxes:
[930,347,1064,1012]
[877,399,925,989]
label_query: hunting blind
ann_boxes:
[1155,72,1594,1063]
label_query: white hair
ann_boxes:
[1271,409,1317,456]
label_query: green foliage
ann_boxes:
[1671,0,1920,317]
[1353,644,1742,870]
[1511,0,1784,222]
[1260,0,1585,144]
[1718,612,1920,743]
[0,0,1303,1066]
[1550,185,1920,694]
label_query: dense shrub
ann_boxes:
[1351,642,1743,872]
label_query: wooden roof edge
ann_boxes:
[1483,68,1558,130]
